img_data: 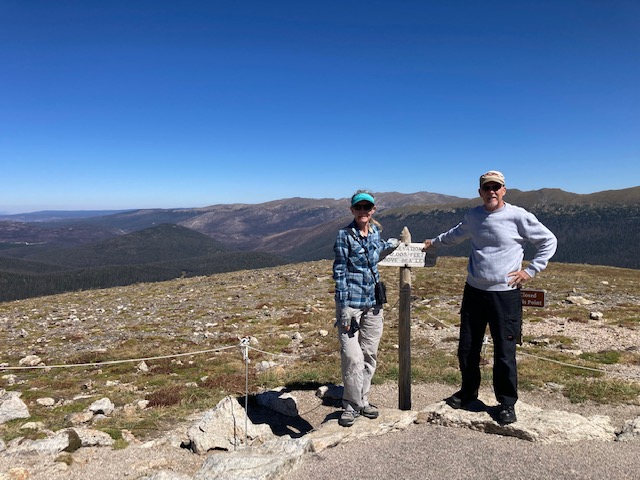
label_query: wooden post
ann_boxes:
[398,226,412,410]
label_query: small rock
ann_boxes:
[617,417,640,442]
[7,467,30,480]
[137,361,149,373]
[566,296,595,305]
[66,411,94,425]
[255,360,278,372]
[256,387,299,417]
[589,311,604,320]
[18,355,42,366]
[36,397,56,407]
[20,421,45,431]
[89,397,115,415]
[2,374,17,386]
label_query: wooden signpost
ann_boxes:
[379,227,437,411]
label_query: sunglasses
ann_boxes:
[481,184,503,192]
[353,203,374,211]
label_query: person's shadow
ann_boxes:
[241,381,335,438]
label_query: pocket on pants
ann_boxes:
[504,314,522,343]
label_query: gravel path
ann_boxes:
[289,383,640,480]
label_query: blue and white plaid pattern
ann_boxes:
[333,222,392,308]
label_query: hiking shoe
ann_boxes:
[338,410,359,427]
[360,404,379,419]
[498,404,517,424]
[445,390,478,410]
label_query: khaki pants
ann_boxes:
[338,306,384,412]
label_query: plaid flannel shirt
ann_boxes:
[333,221,392,309]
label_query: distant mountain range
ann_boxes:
[1,187,638,301]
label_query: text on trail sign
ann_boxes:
[379,243,437,268]
[521,289,546,307]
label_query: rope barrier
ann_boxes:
[0,345,237,371]
[1,322,638,382]
[518,350,611,374]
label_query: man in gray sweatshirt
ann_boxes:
[423,170,557,424]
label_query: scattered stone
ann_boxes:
[137,361,149,372]
[255,360,278,372]
[319,329,329,337]
[89,397,115,415]
[2,374,17,386]
[0,390,30,424]
[590,311,604,320]
[74,427,115,447]
[18,355,42,366]
[66,410,94,425]
[256,387,299,417]
[36,397,56,407]
[566,295,595,305]
[6,429,80,455]
[20,421,45,431]
[617,416,640,442]
[316,384,344,401]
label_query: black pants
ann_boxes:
[458,283,522,406]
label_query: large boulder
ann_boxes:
[186,396,274,454]
[421,397,617,443]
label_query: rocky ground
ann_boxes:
[2,382,640,479]
[1,258,639,478]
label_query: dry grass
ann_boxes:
[1,257,639,442]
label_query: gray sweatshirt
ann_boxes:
[432,202,557,291]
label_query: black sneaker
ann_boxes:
[445,390,478,410]
[498,404,517,424]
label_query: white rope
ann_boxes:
[518,350,611,374]
[247,345,297,358]
[3,331,637,383]
[0,345,237,370]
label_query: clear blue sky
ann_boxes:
[1,1,638,214]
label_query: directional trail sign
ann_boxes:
[379,243,437,268]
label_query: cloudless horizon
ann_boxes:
[1,1,639,215]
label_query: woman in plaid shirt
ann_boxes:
[333,190,398,427]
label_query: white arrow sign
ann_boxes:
[379,243,437,268]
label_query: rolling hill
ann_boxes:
[1,187,638,301]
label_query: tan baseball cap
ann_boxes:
[479,170,506,187]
